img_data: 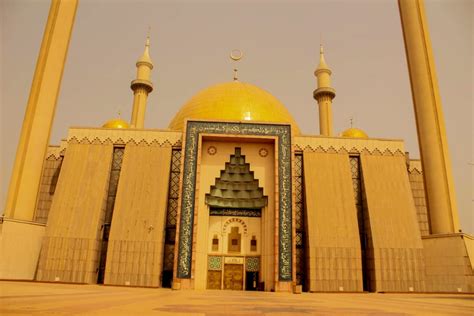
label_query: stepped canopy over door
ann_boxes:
[206,147,268,209]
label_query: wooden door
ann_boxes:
[224,264,243,290]
[207,270,222,289]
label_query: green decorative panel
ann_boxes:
[177,120,292,281]
[246,257,260,272]
[208,256,222,271]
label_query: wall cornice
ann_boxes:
[65,127,183,148]
[294,135,406,156]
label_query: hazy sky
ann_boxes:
[1,0,472,233]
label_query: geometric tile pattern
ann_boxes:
[349,156,371,291]
[167,150,182,226]
[349,156,364,243]
[34,155,63,224]
[294,154,306,288]
[208,256,222,271]
[246,257,259,272]
[407,161,430,236]
[104,148,125,224]
[97,147,125,283]
[163,149,182,276]
[163,244,175,271]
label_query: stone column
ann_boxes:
[398,0,459,234]
[4,0,78,221]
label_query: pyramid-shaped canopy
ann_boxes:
[205,148,268,209]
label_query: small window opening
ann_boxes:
[212,235,219,251]
[250,236,257,252]
[228,227,241,253]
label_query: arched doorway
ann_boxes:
[205,147,268,291]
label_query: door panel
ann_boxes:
[207,270,222,289]
[224,264,243,290]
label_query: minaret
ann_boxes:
[399,0,459,233]
[130,36,154,128]
[4,0,78,221]
[313,45,336,136]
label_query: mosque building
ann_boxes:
[0,0,472,293]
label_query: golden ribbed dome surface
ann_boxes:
[341,127,368,139]
[168,81,300,134]
[102,118,130,129]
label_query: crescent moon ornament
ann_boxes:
[230,49,243,61]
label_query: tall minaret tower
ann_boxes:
[313,45,336,136]
[130,36,154,128]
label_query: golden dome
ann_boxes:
[168,81,301,134]
[102,118,130,129]
[340,127,368,139]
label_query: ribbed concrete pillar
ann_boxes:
[398,0,459,234]
[4,0,78,221]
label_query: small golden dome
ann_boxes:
[168,81,301,134]
[102,118,130,129]
[340,127,368,138]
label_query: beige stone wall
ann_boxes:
[423,234,474,293]
[360,155,425,292]
[303,152,363,292]
[465,236,474,273]
[104,145,172,287]
[195,140,275,291]
[0,219,45,280]
[36,143,113,283]
[408,160,430,236]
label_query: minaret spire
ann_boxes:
[130,34,154,128]
[313,43,336,136]
[318,44,329,70]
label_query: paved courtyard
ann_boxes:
[0,281,473,315]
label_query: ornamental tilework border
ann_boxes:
[294,136,405,156]
[409,160,423,173]
[177,120,293,281]
[66,128,183,148]
[209,208,262,217]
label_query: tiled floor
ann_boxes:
[0,281,472,315]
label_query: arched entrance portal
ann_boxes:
[205,147,268,291]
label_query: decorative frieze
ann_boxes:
[45,141,67,159]
[409,159,423,173]
[66,127,182,147]
[294,135,405,156]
